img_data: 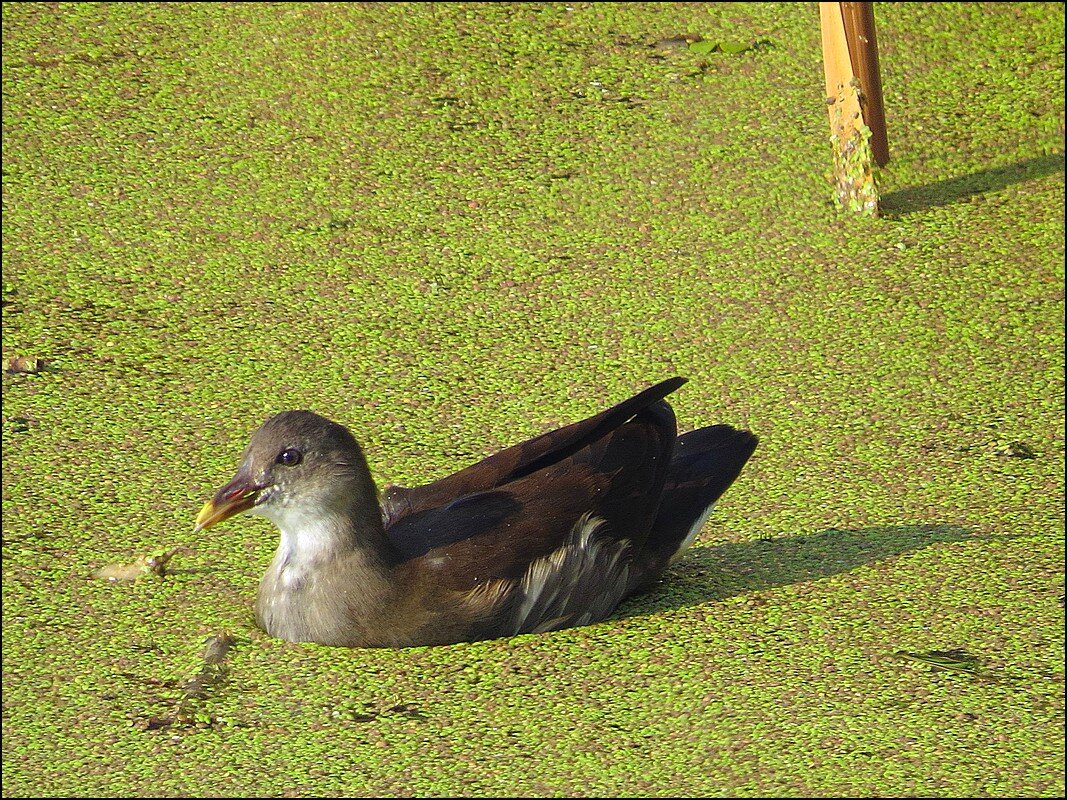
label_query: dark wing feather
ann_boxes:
[390,463,611,586]
[386,490,523,560]
[632,424,759,588]
[382,377,686,526]
[388,394,679,592]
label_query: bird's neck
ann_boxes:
[272,496,393,569]
[257,472,399,577]
[254,481,405,646]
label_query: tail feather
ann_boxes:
[631,425,758,590]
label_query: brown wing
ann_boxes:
[381,377,686,527]
[388,396,679,591]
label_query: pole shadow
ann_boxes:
[619,523,976,619]
[880,152,1064,217]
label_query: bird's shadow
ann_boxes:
[880,152,1064,217]
[618,524,976,619]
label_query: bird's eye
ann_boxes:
[276,448,302,466]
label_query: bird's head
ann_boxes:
[195,411,370,532]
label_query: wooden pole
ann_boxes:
[841,2,889,166]
[820,2,880,215]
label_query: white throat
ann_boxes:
[254,497,356,588]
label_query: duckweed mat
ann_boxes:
[2,3,1063,796]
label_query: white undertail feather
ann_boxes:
[505,513,632,636]
[669,501,716,566]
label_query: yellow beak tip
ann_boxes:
[194,500,218,532]
[194,492,257,532]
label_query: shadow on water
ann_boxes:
[619,524,976,619]
[881,152,1064,217]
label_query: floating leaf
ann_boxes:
[654,34,701,51]
[896,649,980,674]
[719,41,753,55]
[92,548,180,582]
[994,440,1037,459]
[7,416,31,433]
[685,39,759,56]
[6,356,45,374]
[201,632,236,665]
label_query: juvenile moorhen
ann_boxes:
[195,377,757,647]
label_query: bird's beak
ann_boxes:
[195,470,263,532]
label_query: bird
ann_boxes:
[194,377,757,648]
